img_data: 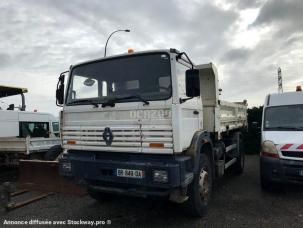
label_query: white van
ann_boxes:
[260,87,303,189]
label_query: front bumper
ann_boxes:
[260,156,303,185]
[59,151,193,196]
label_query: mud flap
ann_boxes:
[19,160,86,196]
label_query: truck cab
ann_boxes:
[260,88,303,189]
[0,85,61,165]
[57,49,247,217]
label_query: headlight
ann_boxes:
[153,170,168,183]
[261,141,279,158]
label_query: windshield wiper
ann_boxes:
[101,95,149,108]
[270,126,303,131]
[68,99,99,108]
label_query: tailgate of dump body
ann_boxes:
[27,137,61,154]
[197,62,248,133]
[0,137,61,155]
[0,137,27,153]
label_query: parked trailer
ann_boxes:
[58,49,247,217]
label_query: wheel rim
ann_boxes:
[199,168,210,203]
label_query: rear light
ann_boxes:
[261,141,279,158]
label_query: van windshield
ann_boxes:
[264,105,303,131]
[66,52,171,105]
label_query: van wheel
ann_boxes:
[183,153,213,217]
[44,145,62,161]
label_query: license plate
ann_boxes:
[116,168,144,179]
[299,170,303,176]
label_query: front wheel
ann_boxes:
[183,153,213,217]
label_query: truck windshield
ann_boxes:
[264,105,303,131]
[66,52,171,105]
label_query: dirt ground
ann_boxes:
[1,155,303,227]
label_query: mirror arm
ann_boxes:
[176,52,194,69]
[179,97,194,104]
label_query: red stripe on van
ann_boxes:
[280,144,293,150]
[296,144,303,150]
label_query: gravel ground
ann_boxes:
[1,155,303,228]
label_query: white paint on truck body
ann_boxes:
[62,50,247,154]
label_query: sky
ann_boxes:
[0,0,302,116]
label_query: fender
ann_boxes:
[185,130,214,174]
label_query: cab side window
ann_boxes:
[52,122,60,137]
[19,122,50,138]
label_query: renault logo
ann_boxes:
[103,127,113,146]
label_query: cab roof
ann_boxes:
[71,49,173,69]
[0,85,28,98]
[265,91,303,107]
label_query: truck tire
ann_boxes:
[183,153,213,217]
[232,133,245,174]
[44,145,62,161]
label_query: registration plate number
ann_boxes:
[116,168,144,179]
[299,170,303,176]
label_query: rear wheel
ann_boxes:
[183,153,213,217]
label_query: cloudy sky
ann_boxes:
[0,0,302,116]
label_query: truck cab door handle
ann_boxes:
[193,110,199,115]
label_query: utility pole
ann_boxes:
[278,67,283,93]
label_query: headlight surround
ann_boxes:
[261,141,279,158]
[153,170,168,183]
[62,162,72,172]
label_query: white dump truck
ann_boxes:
[260,87,303,189]
[0,85,61,165]
[58,49,247,216]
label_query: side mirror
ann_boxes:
[185,69,200,97]
[56,72,66,106]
